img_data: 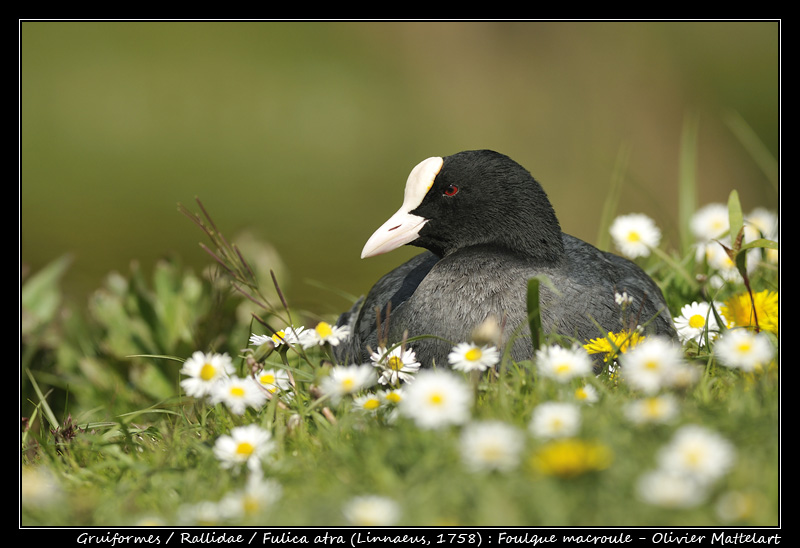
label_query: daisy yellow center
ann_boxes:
[260,373,276,385]
[229,386,245,398]
[736,340,753,355]
[242,495,260,515]
[555,363,571,375]
[363,398,380,410]
[626,231,641,243]
[644,359,659,371]
[465,348,483,362]
[341,378,355,391]
[200,363,217,381]
[316,322,333,338]
[235,442,255,456]
[388,356,404,371]
[385,392,402,404]
[575,388,587,400]
[428,392,445,406]
[644,398,662,417]
[688,314,706,329]
[271,330,286,344]
[684,447,705,467]
[479,444,504,462]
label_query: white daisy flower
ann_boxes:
[319,364,376,402]
[250,325,305,348]
[380,388,405,406]
[657,425,736,484]
[342,495,400,526]
[610,213,661,258]
[370,345,421,385]
[352,393,384,414]
[535,344,593,383]
[573,384,599,405]
[690,203,729,241]
[399,370,473,429]
[180,351,234,398]
[714,329,775,372]
[623,394,680,425]
[663,363,702,390]
[715,490,760,523]
[459,420,525,473]
[448,342,500,373]
[377,388,405,424]
[300,321,350,348]
[21,466,63,509]
[177,500,226,526]
[763,235,779,265]
[209,376,269,415]
[254,368,293,399]
[635,468,708,509]
[619,336,685,394]
[249,334,272,347]
[700,241,759,287]
[673,301,724,347]
[744,207,778,240]
[218,475,282,520]
[213,424,275,471]
[529,402,581,439]
[695,240,729,270]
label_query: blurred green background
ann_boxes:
[20,21,779,316]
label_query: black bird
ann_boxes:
[335,150,675,366]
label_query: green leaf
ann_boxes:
[740,238,779,252]
[24,369,60,430]
[726,190,745,249]
[726,190,751,281]
[526,277,542,353]
[20,254,72,333]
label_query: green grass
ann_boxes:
[20,136,779,528]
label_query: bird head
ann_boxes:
[361,149,563,262]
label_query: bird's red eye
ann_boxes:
[444,184,459,197]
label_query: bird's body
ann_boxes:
[335,150,675,366]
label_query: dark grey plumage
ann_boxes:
[335,149,675,366]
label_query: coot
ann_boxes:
[335,150,675,366]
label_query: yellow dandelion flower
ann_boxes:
[721,290,778,335]
[529,438,613,478]
[583,330,645,362]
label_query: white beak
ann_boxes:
[361,209,428,258]
[360,156,443,259]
